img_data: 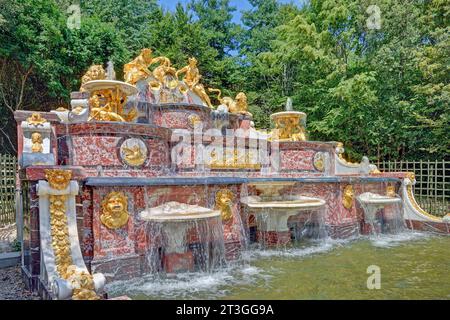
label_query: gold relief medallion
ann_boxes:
[313,152,326,172]
[119,138,148,167]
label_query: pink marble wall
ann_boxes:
[70,136,169,169]
[280,149,316,171]
[90,184,244,262]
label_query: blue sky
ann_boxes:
[158,0,305,23]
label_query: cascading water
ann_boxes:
[357,189,405,236]
[139,201,226,274]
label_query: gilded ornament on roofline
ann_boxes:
[27,113,47,126]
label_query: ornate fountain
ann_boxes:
[242,182,326,246]
[13,48,449,300]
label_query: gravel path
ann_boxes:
[0,266,40,300]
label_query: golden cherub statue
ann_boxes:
[80,65,106,91]
[123,48,171,85]
[31,132,43,153]
[176,57,213,108]
[88,87,137,122]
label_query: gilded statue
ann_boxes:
[270,116,306,141]
[31,132,43,153]
[209,89,252,116]
[100,192,129,229]
[215,189,234,222]
[27,113,47,126]
[176,57,213,108]
[80,65,106,91]
[88,87,137,122]
[342,185,355,210]
[122,144,146,166]
[45,169,72,190]
[123,48,171,85]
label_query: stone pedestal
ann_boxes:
[163,252,194,273]
[256,231,291,246]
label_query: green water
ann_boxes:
[107,233,450,300]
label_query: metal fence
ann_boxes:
[379,160,449,217]
[0,154,17,227]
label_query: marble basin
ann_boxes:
[242,195,326,232]
[139,202,220,253]
[81,80,138,96]
[357,192,402,206]
[357,192,402,223]
[248,181,296,199]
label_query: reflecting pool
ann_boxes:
[107,232,450,300]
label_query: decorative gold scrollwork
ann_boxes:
[45,169,72,191]
[27,113,47,126]
[46,170,100,300]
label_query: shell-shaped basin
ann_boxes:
[139,201,220,222]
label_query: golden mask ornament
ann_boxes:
[386,185,396,198]
[80,65,106,91]
[188,114,202,129]
[31,132,43,153]
[215,189,235,222]
[342,185,355,210]
[45,169,72,191]
[100,192,129,229]
[27,113,47,126]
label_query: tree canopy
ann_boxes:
[0,0,448,160]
